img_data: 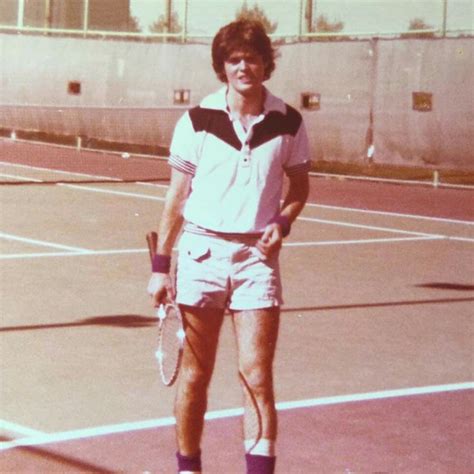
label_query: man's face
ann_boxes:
[224,49,265,94]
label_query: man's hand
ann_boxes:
[256,223,283,258]
[147,272,175,307]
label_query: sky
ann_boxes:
[130,0,474,36]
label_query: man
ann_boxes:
[148,19,310,474]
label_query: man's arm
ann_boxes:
[256,173,309,257]
[280,172,310,223]
[147,167,191,305]
[157,168,191,255]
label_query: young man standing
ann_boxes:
[148,20,310,474]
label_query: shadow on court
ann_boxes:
[0,315,157,332]
[1,292,474,333]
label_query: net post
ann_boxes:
[76,136,82,151]
[433,170,440,188]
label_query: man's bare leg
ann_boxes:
[174,306,225,464]
[232,307,280,471]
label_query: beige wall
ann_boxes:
[1,34,472,169]
[373,39,474,169]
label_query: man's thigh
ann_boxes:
[180,305,226,376]
[232,307,280,373]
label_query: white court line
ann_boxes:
[284,236,442,247]
[0,173,43,182]
[298,216,445,238]
[1,163,472,250]
[59,183,166,201]
[0,382,471,451]
[0,236,446,261]
[310,171,474,191]
[298,216,474,243]
[60,188,463,242]
[0,161,168,189]
[136,181,169,189]
[0,249,145,260]
[308,203,474,226]
[0,161,121,182]
[1,160,471,226]
[0,420,45,437]
[4,178,462,241]
[0,232,90,253]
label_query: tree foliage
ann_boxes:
[235,2,278,34]
[402,18,435,38]
[311,14,348,41]
[314,14,344,33]
[124,15,141,33]
[150,11,182,35]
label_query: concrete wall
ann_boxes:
[373,38,474,168]
[1,34,472,169]
[269,41,373,162]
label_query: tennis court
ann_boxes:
[0,139,473,473]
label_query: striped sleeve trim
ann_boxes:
[168,154,196,176]
[284,161,311,177]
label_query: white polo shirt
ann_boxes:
[169,87,311,234]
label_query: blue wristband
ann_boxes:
[270,215,291,237]
[152,254,171,273]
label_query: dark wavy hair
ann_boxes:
[212,20,276,83]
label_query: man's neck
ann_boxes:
[226,86,265,118]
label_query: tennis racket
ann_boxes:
[155,302,185,386]
[146,231,185,387]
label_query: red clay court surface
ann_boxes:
[0,139,473,473]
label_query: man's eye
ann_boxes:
[227,55,259,64]
[245,56,260,64]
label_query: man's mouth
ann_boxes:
[238,76,252,83]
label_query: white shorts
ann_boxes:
[176,231,283,311]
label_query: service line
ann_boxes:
[0,382,472,451]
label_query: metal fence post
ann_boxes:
[83,0,89,36]
[442,0,448,37]
[182,0,188,43]
[17,0,24,28]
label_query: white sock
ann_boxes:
[244,438,275,456]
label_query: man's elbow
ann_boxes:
[291,173,310,202]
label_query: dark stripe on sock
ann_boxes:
[176,450,202,472]
[245,454,276,474]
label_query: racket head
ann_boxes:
[155,302,185,387]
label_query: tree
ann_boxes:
[314,14,344,33]
[124,15,141,33]
[311,14,347,41]
[402,18,435,38]
[149,11,182,41]
[235,2,278,34]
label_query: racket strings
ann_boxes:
[156,304,185,386]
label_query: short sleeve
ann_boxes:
[283,119,311,177]
[168,111,198,176]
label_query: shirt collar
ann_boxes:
[200,86,286,116]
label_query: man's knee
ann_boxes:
[180,365,213,393]
[239,365,274,399]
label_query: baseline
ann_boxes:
[0,382,471,452]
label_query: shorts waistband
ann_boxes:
[184,222,263,243]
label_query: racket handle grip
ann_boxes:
[146,231,158,262]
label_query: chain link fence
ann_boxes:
[0,0,472,41]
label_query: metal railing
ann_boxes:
[0,0,472,42]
